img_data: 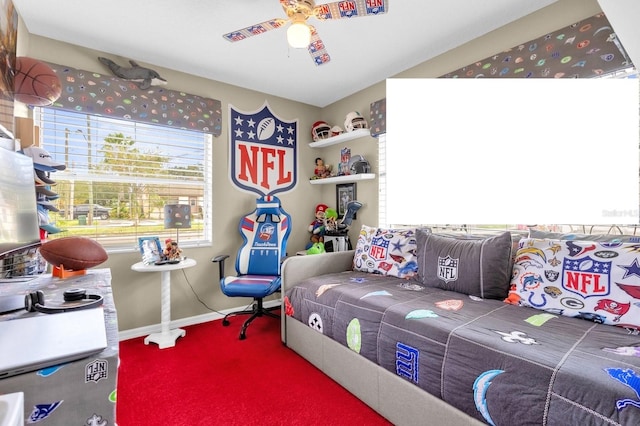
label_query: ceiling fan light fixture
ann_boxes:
[287,21,311,48]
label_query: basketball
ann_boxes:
[13,56,61,106]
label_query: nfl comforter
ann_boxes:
[284,270,640,426]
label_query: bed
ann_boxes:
[281,246,640,425]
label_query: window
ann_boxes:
[377,133,387,228]
[35,108,212,252]
[381,64,638,232]
[377,84,640,237]
[379,123,639,235]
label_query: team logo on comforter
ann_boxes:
[605,368,640,410]
[396,342,419,383]
[562,256,611,298]
[438,255,458,283]
[435,299,463,311]
[28,401,63,423]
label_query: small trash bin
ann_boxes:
[78,215,87,225]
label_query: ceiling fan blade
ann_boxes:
[279,0,300,9]
[308,26,331,66]
[222,18,288,42]
[314,0,388,20]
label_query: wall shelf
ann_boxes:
[309,173,375,185]
[308,128,371,148]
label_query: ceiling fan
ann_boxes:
[222,0,388,66]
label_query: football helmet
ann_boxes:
[347,154,371,174]
[330,125,344,137]
[311,121,331,141]
[344,111,368,132]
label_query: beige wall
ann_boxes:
[317,0,602,257]
[17,0,604,332]
[19,36,327,331]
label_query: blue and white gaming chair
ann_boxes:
[212,195,291,340]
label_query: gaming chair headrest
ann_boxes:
[255,195,283,222]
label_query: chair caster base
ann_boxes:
[220,299,280,339]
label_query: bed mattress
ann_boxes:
[285,270,640,425]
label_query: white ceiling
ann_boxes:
[13,0,558,108]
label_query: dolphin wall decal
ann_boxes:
[98,57,167,90]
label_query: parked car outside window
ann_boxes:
[72,204,112,220]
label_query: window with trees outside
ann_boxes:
[378,66,639,236]
[35,107,212,252]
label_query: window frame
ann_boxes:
[34,107,213,253]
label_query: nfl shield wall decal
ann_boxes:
[229,102,298,196]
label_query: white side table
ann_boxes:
[131,258,197,349]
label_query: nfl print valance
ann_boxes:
[442,13,632,79]
[45,62,222,135]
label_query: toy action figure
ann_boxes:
[306,234,326,254]
[306,203,328,249]
[308,203,328,235]
[323,208,339,233]
[312,157,332,179]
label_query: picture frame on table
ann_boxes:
[138,236,162,265]
[336,183,356,219]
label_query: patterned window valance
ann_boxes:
[46,62,222,136]
[442,13,632,79]
[369,98,386,137]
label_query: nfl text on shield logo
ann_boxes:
[438,255,459,283]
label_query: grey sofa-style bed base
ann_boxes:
[281,251,483,426]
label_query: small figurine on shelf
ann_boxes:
[306,203,328,249]
[338,147,351,176]
[324,208,339,233]
[311,157,332,180]
[163,238,183,261]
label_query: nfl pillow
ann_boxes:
[415,229,513,299]
[353,225,418,279]
[505,238,640,328]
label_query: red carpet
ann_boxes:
[116,314,392,425]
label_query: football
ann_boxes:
[39,237,108,271]
[257,117,275,140]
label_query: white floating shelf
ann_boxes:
[308,128,371,148]
[309,173,375,185]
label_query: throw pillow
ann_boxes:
[421,229,523,269]
[505,238,640,328]
[353,225,418,279]
[415,229,513,299]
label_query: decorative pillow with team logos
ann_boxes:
[529,229,640,243]
[352,225,418,279]
[414,229,513,299]
[505,238,640,327]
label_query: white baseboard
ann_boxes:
[118,300,281,341]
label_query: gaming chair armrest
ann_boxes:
[211,254,230,279]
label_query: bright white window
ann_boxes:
[377,133,387,228]
[34,108,212,251]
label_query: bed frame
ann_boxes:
[280,251,484,426]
